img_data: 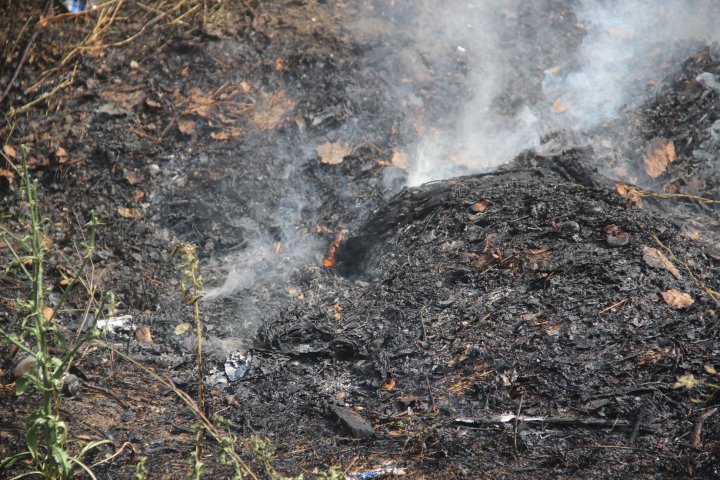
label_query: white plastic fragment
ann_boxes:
[96,315,134,334]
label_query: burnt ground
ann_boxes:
[1,1,720,478]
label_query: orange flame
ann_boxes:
[323,228,347,268]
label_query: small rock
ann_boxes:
[559,221,580,235]
[13,355,34,379]
[329,404,375,438]
[62,374,80,397]
[605,224,630,247]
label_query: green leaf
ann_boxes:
[15,375,31,396]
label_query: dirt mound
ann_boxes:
[247,152,720,477]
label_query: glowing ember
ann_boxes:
[323,228,347,268]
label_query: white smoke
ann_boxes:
[399,0,720,186]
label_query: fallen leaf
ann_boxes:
[210,128,242,141]
[275,58,285,70]
[546,323,562,335]
[133,190,145,203]
[123,171,144,185]
[42,307,54,321]
[551,98,568,114]
[145,98,161,109]
[379,377,397,392]
[177,118,196,135]
[391,150,409,170]
[317,142,353,165]
[240,81,251,93]
[135,324,153,344]
[470,200,487,213]
[211,131,231,141]
[615,182,628,196]
[174,323,191,335]
[3,144,17,158]
[528,247,550,255]
[100,89,144,112]
[643,137,676,179]
[638,347,672,365]
[130,60,140,69]
[117,207,143,219]
[704,365,717,375]
[642,246,681,280]
[661,289,694,309]
[56,147,68,164]
[26,156,48,167]
[252,90,295,130]
[0,168,15,182]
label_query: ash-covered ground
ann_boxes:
[1,1,719,478]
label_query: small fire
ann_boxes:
[323,228,347,268]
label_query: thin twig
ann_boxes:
[690,407,717,448]
[0,0,52,107]
[8,65,77,117]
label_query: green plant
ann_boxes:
[133,456,148,480]
[171,242,207,476]
[0,145,111,479]
[674,366,720,402]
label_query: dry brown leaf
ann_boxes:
[391,150,409,170]
[546,323,562,335]
[177,118,196,135]
[643,137,676,179]
[240,81,251,93]
[133,190,145,203]
[145,98,161,109]
[3,144,17,158]
[638,347,673,365]
[218,114,236,125]
[317,142,353,165]
[26,156,48,167]
[211,131,231,141]
[529,247,550,255]
[274,58,285,71]
[379,377,397,392]
[0,168,15,182]
[661,289,694,309]
[117,207,143,219]
[210,128,242,141]
[615,182,643,208]
[615,182,628,196]
[100,89,144,112]
[470,200,487,213]
[704,364,717,375]
[551,98,568,114]
[56,147,68,164]
[123,171,143,185]
[253,90,295,130]
[42,307,54,321]
[135,324,153,344]
[642,246,681,280]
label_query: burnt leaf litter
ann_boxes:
[1,1,720,478]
